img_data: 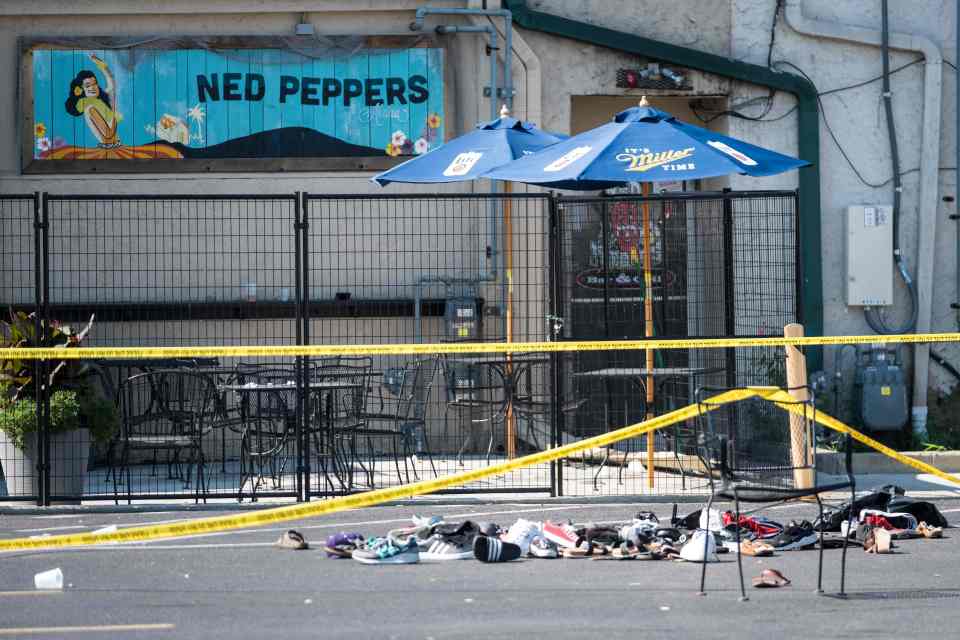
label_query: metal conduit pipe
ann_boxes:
[784,0,943,439]
[410,6,514,342]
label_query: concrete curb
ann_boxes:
[4,486,960,516]
[818,451,960,475]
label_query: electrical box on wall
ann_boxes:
[845,205,894,306]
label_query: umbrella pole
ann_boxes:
[641,181,655,489]
[504,181,516,459]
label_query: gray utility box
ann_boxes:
[856,347,909,432]
[845,204,893,307]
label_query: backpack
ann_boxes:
[812,488,894,532]
[885,496,949,528]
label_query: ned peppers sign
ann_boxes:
[26,42,444,168]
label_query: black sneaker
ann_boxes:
[473,535,522,563]
[769,520,818,551]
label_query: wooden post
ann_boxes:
[641,181,655,488]
[504,179,516,459]
[784,323,814,489]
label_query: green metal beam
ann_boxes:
[503,0,823,367]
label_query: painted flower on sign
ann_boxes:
[385,142,402,157]
[391,130,407,147]
[36,137,51,152]
[414,138,429,155]
[35,123,47,138]
[427,113,441,129]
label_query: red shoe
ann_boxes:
[721,512,783,539]
[541,521,580,549]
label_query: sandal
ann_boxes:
[324,532,364,558]
[601,541,653,560]
[752,568,791,588]
[917,522,944,539]
[562,542,610,558]
[738,539,774,557]
[646,541,681,560]
[276,530,309,550]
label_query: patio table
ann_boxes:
[572,366,724,488]
[220,378,361,499]
[444,353,550,459]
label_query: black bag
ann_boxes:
[812,489,894,532]
[885,496,949,528]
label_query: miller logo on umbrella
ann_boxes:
[616,147,696,173]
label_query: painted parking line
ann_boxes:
[0,624,174,635]
[2,505,628,552]
[0,591,61,597]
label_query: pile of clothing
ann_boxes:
[813,485,948,554]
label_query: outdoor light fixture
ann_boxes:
[295,12,314,36]
[616,63,690,90]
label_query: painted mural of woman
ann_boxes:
[65,55,119,147]
[44,53,182,160]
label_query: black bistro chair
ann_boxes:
[359,358,440,484]
[115,369,218,504]
[234,367,299,502]
[440,356,508,465]
[511,358,586,453]
[694,386,855,600]
[308,357,374,492]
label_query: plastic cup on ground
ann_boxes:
[34,568,63,590]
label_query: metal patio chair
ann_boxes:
[694,386,855,600]
[234,367,298,502]
[308,357,374,492]
[440,356,508,465]
[115,369,218,504]
[359,358,440,484]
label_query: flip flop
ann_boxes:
[276,530,309,550]
[751,568,791,588]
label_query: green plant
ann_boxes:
[925,386,960,450]
[0,310,118,449]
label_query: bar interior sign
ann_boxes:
[25,40,445,170]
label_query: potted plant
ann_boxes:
[0,310,118,498]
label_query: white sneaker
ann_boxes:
[679,529,719,563]
[620,518,658,545]
[501,518,541,555]
[527,535,559,558]
[699,509,723,532]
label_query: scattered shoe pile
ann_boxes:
[298,493,948,570]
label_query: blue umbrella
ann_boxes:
[485,98,810,483]
[483,101,809,189]
[371,106,565,186]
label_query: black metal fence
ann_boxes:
[1,190,800,504]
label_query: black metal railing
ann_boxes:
[0,190,800,504]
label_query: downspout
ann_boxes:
[502,0,825,369]
[410,6,514,341]
[784,0,943,439]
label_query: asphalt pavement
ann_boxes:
[1,500,958,639]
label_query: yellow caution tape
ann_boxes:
[2,386,956,552]
[3,332,960,360]
[762,387,960,488]
[0,388,750,552]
